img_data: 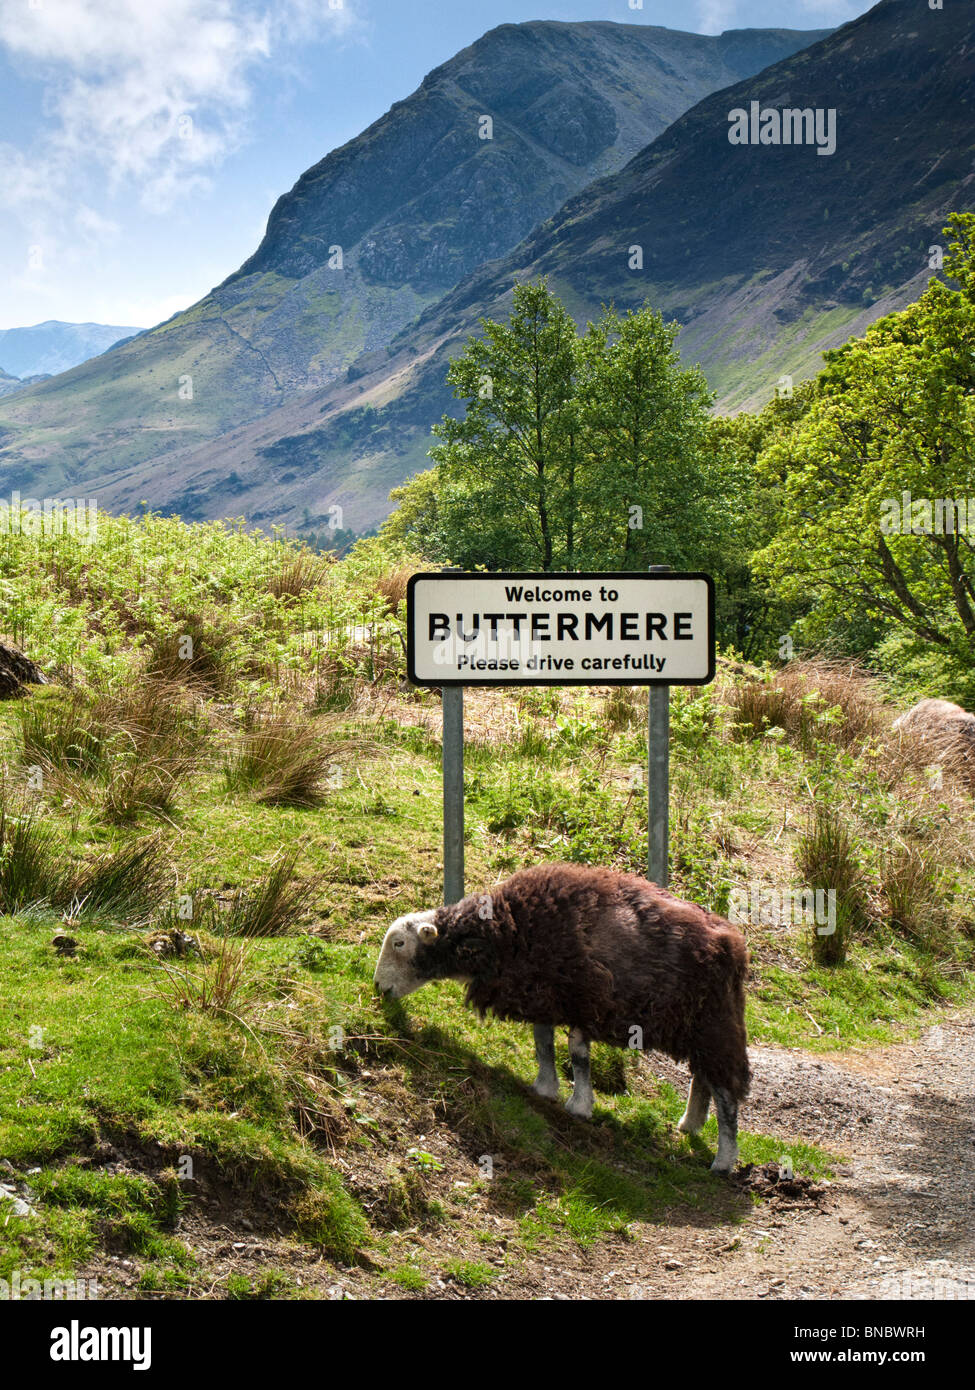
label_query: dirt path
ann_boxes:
[597,1012,975,1301]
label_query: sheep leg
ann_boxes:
[677,1074,711,1135]
[564,1028,594,1119]
[710,1086,740,1173]
[530,1024,560,1100]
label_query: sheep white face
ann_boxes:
[374,910,439,999]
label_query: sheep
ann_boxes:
[374,862,750,1173]
[892,698,975,784]
[892,697,975,746]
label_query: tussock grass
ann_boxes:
[146,620,235,694]
[18,680,206,823]
[101,749,192,825]
[224,709,363,807]
[18,688,112,777]
[0,796,69,912]
[177,849,319,938]
[0,787,168,921]
[374,564,413,614]
[72,833,170,923]
[266,547,332,601]
[150,934,254,1017]
[728,659,883,751]
[795,805,869,966]
[880,843,949,952]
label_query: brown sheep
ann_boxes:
[374,863,750,1172]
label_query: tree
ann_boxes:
[753,215,975,690]
[572,306,718,571]
[416,282,739,579]
[428,281,579,570]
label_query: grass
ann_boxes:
[0,516,971,1296]
[223,710,362,808]
[795,804,868,966]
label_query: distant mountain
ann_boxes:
[92,0,966,535]
[0,368,24,399]
[0,321,142,379]
[0,21,830,510]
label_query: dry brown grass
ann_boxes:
[602,686,644,731]
[146,620,235,694]
[888,721,975,794]
[374,564,413,614]
[19,678,207,821]
[101,749,193,824]
[727,659,884,751]
[267,548,333,601]
[879,842,950,952]
[223,707,367,807]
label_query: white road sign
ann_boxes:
[407,572,715,686]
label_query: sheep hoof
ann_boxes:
[677,1113,701,1136]
[564,1094,594,1120]
[530,1079,561,1101]
[710,1152,738,1175]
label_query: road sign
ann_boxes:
[407,571,714,687]
[408,570,715,905]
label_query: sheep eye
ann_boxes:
[393,940,404,949]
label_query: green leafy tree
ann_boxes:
[753,215,975,691]
[413,283,742,584]
[428,282,579,570]
[572,307,718,571]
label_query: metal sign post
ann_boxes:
[440,567,465,904]
[407,570,714,905]
[647,565,671,887]
[441,684,464,903]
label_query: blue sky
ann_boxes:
[0,0,871,332]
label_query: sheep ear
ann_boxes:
[417,922,438,942]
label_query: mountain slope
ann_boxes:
[0,368,24,400]
[0,21,829,503]
[0,321,141,379]
[92,0,969,535]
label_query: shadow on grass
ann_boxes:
[375,995,757,1237]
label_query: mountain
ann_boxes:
[0,367,51,399]
[0,368,24,399]
[0,21,829,509]
[0,321,142,379]
[89,0,966,536]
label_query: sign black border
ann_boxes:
[406,571,716,687]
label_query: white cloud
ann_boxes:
[696,0,738,36]
[0,0,356,211]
